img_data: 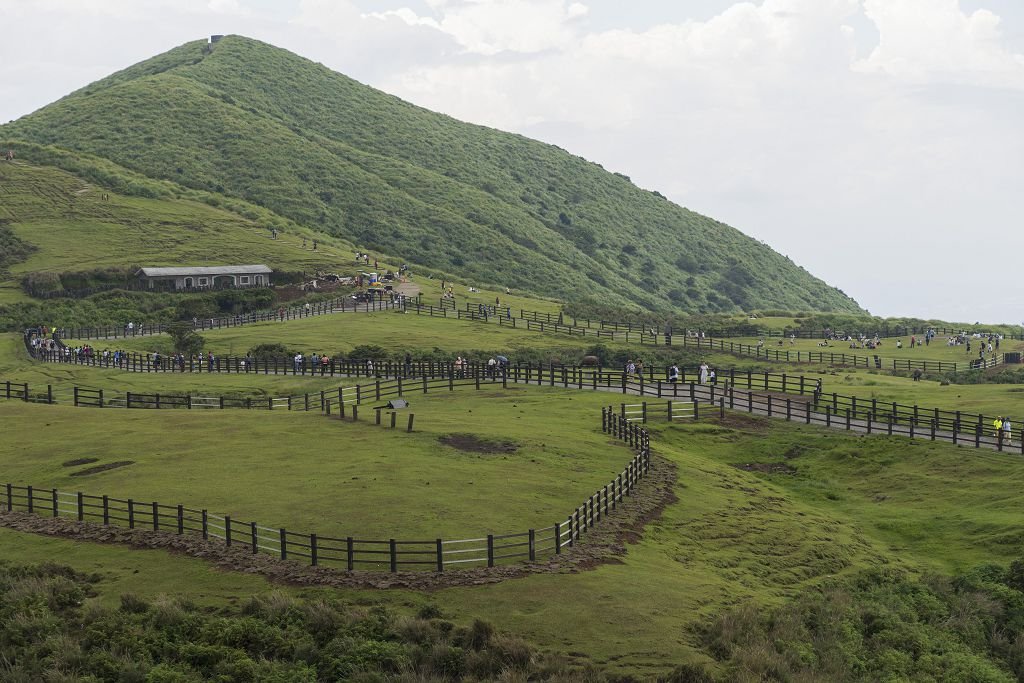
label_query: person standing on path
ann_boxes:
[1002,417,1013,446]
[993,416,1003,438]
[699,361,710,385]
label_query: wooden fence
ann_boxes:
[58,297,398,340]
[0,412,650,573]
[6,370,1017,456]
[511,307,1016,340]
[30,347,827,393]
[674,383,1024,455]
[675,337,1003,374]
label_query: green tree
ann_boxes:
[166,322,205,356]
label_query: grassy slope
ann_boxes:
[0,388,628,540]
[0,162,360,294]
[1,36,863,315]
[63,310,597,358]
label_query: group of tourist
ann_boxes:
[291,352,336,376]
[993,416,1014,444]
[353,252,376,269]
[624,360,717,385]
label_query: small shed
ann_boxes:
[137,265,272,291]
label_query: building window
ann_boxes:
[240,276,249,284]
[255,275,263,285]
[199,278,208,286]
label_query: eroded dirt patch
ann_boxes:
[707,413,772,432]
[62,458,99,467]
[439,433,519,455]
[731,462,797,475]
[70,461,134,477]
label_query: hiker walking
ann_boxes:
[668,364,680,383]
[993,416,1003,439]
[312,239,318,251]
[1003,417,1013,445]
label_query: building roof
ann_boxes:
[137,265,272,277]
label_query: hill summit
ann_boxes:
[1,35,862,314]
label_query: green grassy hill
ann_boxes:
[0,162,355,293]
[1,35,863,315]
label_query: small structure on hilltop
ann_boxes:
[136,265,272,291]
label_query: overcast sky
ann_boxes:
[2,0,1022,323]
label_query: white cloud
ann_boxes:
[856,0,1024,88]
[366,0,591,55]
[208,0,247,15]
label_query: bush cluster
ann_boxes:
[0,561,605,682]
[679,562,1024,682]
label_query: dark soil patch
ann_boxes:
[731,462,797,475]
[708,412,771,432]
[70,461,134,477]
[783,444,808,459]
[439,433,519,455]
[62,457,99,467]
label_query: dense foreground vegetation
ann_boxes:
[0,561,588,682]
[5,558,1024,681]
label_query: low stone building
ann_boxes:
[136,265,272,291]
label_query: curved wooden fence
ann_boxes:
[0,411,650,573]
